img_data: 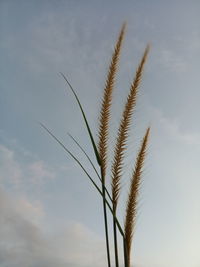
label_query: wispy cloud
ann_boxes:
[158,112,200,145]
[0,188,107,267]
[0,143,108,267]
[28,161,55,184]
[0,144,22,186]
[0,144,55,188]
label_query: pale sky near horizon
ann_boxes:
[0,1,200,267]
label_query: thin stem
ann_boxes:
[123,237,128,267]
[113,208,119,267]
[101,167,111,267]
[67,133,112,202]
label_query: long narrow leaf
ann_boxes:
[39,123,124,236]
[40,123,101,194]
[67,133,113,203]
[60,73,101,166]
[67,133,100,179]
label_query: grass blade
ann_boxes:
[60,72,101,166]
[67,133,113,203]
[98,23,126,267]
[40,123,124,238]
[40,123,102,194]
[67,133,101,179]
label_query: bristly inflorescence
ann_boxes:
[111,45,150,211]
[98,23,126,179]
[124,127,150,267]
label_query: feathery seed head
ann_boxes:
[111,46,150,209]
[124,127,150,267]
[98,23,126,179]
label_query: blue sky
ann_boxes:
[0,1,200,266]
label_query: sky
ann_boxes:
[0,0,200,266]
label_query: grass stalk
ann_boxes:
[111,44,150,267]
[101,167,111,267]
[98,22,126,267]
[123,237,128,267]
[113,208,119,267]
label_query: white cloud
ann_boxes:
[0,188,108,267]
[0,143,110,267]
[14,197,44,226]
[0,145,22,186]
[0,144,55,188]
[28,161,55,184]
[0,189,56,267]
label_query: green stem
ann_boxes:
[113,207,119,267]
[101,167,111,267]
[123,237,128,267]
